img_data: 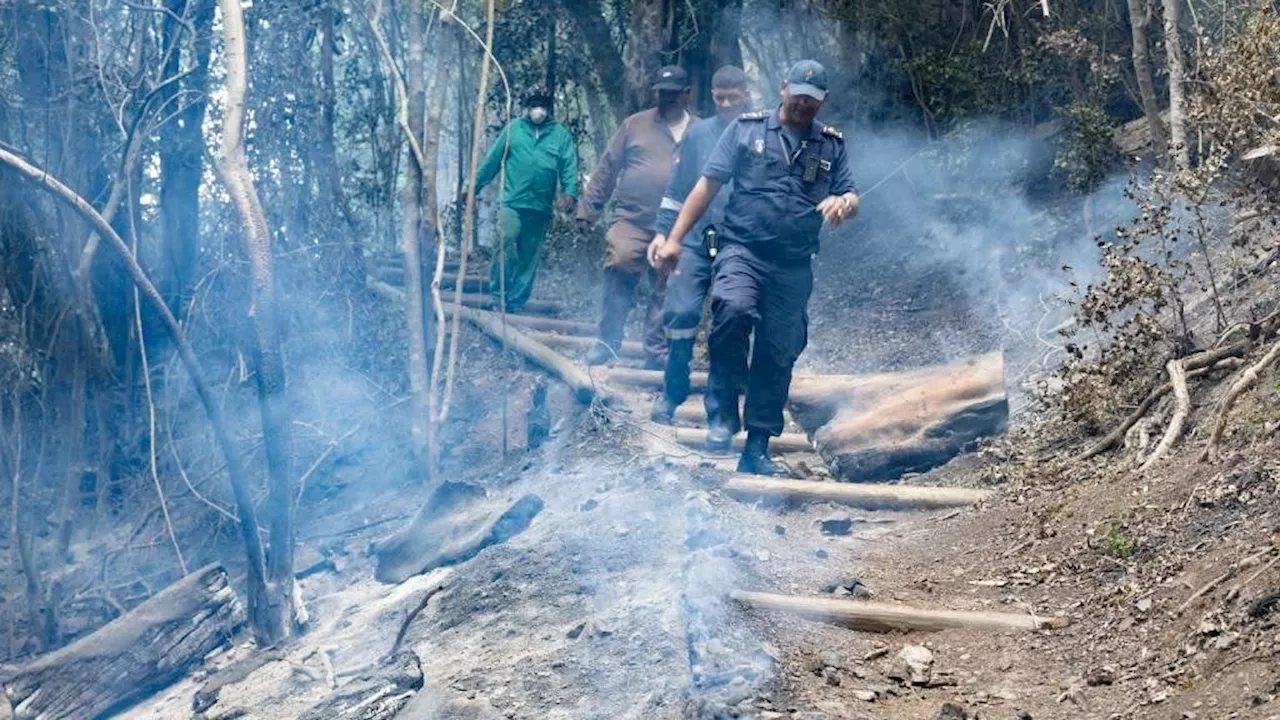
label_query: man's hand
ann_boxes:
[646,234,667,268]
[557,196,577,213]
[817,194,858,227]
[652,237,682,271]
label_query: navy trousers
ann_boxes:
[706,243,813,437]
[661,245,715,406]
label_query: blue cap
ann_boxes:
[785,60,828,101]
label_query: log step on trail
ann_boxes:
[675,428,812,454]
[376,267,490,293]
[723,474,991,511]
[0,564,241,720]
[526,331,646,359]
[457,307,606,403]
[731,590,1067,633]
[497,314,597,336]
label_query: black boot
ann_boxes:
[650,395,677,425]
[737,430,784,476]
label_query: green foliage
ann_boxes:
[1105,522,1135,558]
[1053,104,1117,193]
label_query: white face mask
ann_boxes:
[528,107,548,124]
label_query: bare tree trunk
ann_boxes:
[1126,0,1169,162]
[401,0,431,483]
[319,0,363,282]
[423,61,448,486]
[159,0,214,315]
[621,0,673,113]
[1163,0,1189,170]
[441,0,497,420]
[560,0,628,121]
[211,0,294,643]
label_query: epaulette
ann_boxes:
[739,110,768,121]
[822,125,844,140]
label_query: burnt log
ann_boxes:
[525,330,646,359]
[1,564,240,720]
[723,475,991,510]
[297,650,423,720]
[797,353,1008,482]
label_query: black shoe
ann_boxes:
[585,343,614,366]
[737,432,784,476]
[650,396,677,425]
[706,424,734,453]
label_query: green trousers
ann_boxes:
[489,207,552,312]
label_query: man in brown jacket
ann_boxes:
[577,66,694,368]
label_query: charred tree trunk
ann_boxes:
[1162,0,1189,170]
[561,0,629,121]
[212,0,294,643]
[158,0,214,316]
[319,1,364,283]
[1126,0,1169,162]
[621,0,675,113]
[687,0,744,116]
[401,0,431,483]
[0,565,241,720]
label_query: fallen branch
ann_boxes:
[387,584,445,658]
[1140,358,1191,471]
[723,474,991,511]
[675,428,812,454]
[1204,338,1280,461]
[1075,341,1251,462]
[1175,546,1272,615]
[731,590,1066,633]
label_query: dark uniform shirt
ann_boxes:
[701,108,857,263]
[655,114,734,248]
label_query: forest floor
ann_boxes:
[102,211,1280,720]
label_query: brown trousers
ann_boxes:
[600,219,667,363]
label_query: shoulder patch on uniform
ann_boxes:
[739,111,768,121]
[822,125,844,140]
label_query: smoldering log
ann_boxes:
[799,354,1008,482]
[457,307,606,403]
[525,330,646,359]
[731,590,1067,633]
[673,428,812,454]
[722,474,991,510]
[1,564,241,720]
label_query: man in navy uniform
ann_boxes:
[651,60,859,475]
[646,65,751,424]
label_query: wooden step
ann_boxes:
[499,315,597,336]
[526,331,645,359]
[376,267,490,293]
[722,474,991,510]
[674,428,812,454]
[445,294,561,316]
[731,590,1066,633]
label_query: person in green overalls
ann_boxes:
[475,85,580,313]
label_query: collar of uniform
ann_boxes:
[766,107,823,140]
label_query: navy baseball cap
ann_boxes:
[785,60,828,101]
[652,66,689,91]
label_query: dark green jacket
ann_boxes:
[475,118,579,215]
